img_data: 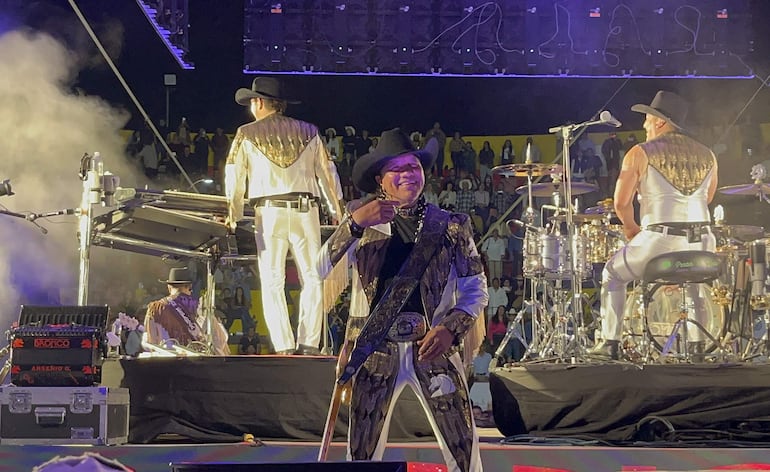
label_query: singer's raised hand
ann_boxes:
[350,199,400,227]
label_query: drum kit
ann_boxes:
[490,161,770,365]
[492,161,610,362]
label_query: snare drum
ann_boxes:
[537,233,591,279]
[581,222,626,263]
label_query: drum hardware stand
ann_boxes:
[580,288,602,331]
[635,284,662,363]
[742,295,770,361]
[535,280,590,361]
[654,283,727,362]
[518,276,548,361]
[740,240,770,360]
[489,302,532,368]
[522,277,543,359]
[715,269,747,361]
[520,163,541,357]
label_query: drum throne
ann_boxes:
[641,250,724,362]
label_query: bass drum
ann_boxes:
[623,284,726,353]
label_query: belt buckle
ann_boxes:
[687,227,702,243]
[298,195,310,212]
[387,312,427,342]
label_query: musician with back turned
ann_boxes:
[590,91,718,360]
[225,77,343,356]
[317,128,487,471]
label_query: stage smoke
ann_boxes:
[0,29,155,332]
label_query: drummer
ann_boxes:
[590,91,718,361]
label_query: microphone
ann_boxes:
[507,219,543,233]
[27,209,76,221]
[0,179,13,197]
[599,110,622,128]
[113,187,137,203]
[542,204,568,212]
[749,240,766,298]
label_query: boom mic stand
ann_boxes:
[547,113,620,361]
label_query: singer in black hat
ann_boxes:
[317,128,488,471]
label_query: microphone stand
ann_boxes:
[490,302,532,369]
[0,208,74,234]
[547,117,613,361]
[78,153,100,306]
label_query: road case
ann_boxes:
[0,386,129,445]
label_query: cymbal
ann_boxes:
[584,199,615,215]
[493,163,563,177]
[718,183,770,196]
[515,181,599,197]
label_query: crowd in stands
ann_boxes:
[115,116,770,358]
[115,118,650,360]
[125,117,230,192]
[144,0,190,57]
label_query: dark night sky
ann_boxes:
[9,0,770,138]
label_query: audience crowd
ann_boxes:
[108,117,770,416]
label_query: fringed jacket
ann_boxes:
[318,203,488,355]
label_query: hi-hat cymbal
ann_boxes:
[493,163,563,177]
[515,181,599,197]
[718,183,770,196]
[584,198,614,215]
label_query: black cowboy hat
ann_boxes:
[631,90,688,130]
[352,128,438,194]
[235,77,300,106]
[160,267,193,284]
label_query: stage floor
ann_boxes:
[9,357,770,471]
[5,438,770,472]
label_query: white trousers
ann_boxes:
[254,205,323,352]
[349,343,483,472]
[600,229,716,342]
[487,260,502,283]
